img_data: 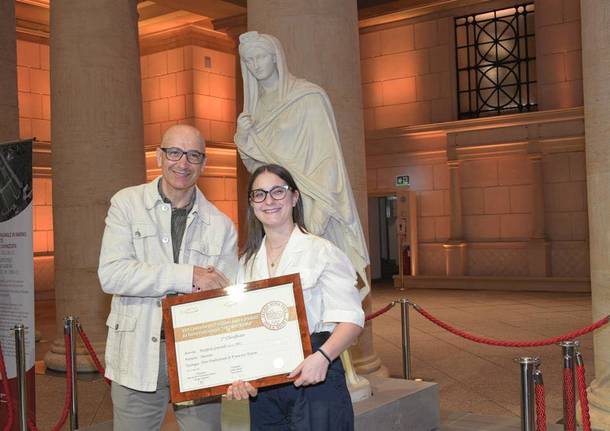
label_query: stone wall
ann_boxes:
[461,156,533,242]
[140,41,238,226]
[360,15,453,130]
[141,45,237,147]
[536,0,583,110]
[362,1,588,282]
[17,40,50,143]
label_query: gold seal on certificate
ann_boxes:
[162,273,312,402]
[260,301,289,330]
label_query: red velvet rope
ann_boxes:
[27,417,38,431]
[77,324,111,386]
[27,334,72,431]
[535,379,546,431]
[365,301,396,322]
[576,362,592,431]
[50,333,72,431]
[412,304,609,347]
[28,334,72,431]
[563,368,576,431]
[0,342,15,431]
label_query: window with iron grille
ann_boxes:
[455,4,536,119]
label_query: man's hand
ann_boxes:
[192,266,229,292]
[226,380,258,400]
[288,351,330,387]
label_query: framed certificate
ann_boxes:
[162,273,312,402]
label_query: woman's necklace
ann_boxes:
[266,239,289,273]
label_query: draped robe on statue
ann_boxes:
[235,32,370,298]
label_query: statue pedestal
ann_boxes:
[354,376,440,431]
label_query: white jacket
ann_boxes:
[98,177,237,391]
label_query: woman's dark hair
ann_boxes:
[241,164,307,264]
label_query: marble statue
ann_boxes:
[235,31,371,299]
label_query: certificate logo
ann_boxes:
[260,301,288,330]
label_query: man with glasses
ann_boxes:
[98,124,237,430]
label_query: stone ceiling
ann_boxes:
[14,0,487,37]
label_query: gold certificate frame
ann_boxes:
[162,273,312,402]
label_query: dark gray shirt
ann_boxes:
[157,179,195,264]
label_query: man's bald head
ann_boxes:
[161,125,205,153]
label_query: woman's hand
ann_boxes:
[288,351,330,387]
[226,380,258,400]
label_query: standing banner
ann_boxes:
[0,139,35,429]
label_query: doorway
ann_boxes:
[368,196,399,281]
[368,191,418,283]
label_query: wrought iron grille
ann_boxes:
[455,4,536,119]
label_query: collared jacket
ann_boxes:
[237,227,364,334]
[98,177,238,392]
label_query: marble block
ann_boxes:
[354,376,440,431]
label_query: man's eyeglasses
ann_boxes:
[249,185,291,203]
[160,147,206,164]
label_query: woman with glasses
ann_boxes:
[226,164,364,431]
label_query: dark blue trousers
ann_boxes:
[249,332,354,431]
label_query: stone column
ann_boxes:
[0,0,19,142]
[444,158,466,275]
[581,0,610,427]
[247,0,384,379]
[45,0,145,371]
[527,151,550,276]
[222,22,248,248]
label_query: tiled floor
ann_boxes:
[440,412,565,430]
[28,280,594,430]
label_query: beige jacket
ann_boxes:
[98,177,237,391]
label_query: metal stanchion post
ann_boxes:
[399,299,411,380]
[65,316,79,431]
[517,357,540,431]
[559,340,579,431]
[13,324,27,431]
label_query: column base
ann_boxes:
[44,336,105,373]
[352,352,389,377]
[584,378,610,429]
[527,239,551,276]
[443,241,467,276]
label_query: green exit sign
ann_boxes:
[395,175,410,187]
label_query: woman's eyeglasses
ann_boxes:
[249,185,290,203]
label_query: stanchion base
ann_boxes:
[43,337,105,373]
